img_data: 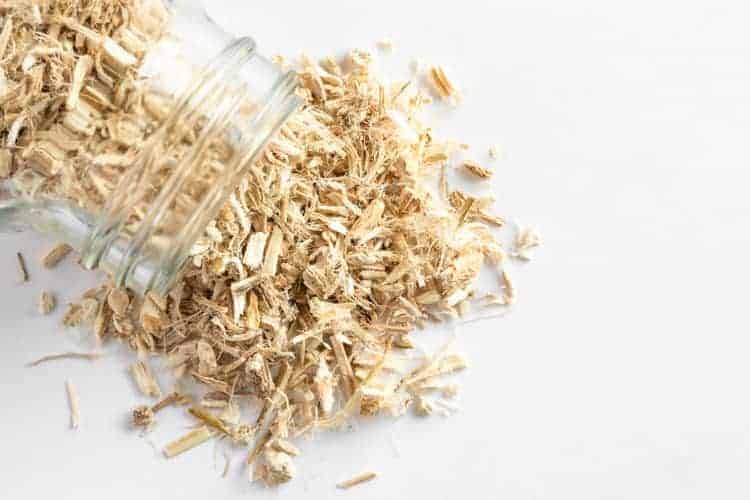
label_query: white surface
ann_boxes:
[2,0,750,498]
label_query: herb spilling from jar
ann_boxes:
[1,0,541,488]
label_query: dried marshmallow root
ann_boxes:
[163,426,213,458]
[39,291,56,315]
[42,244,72,269]
[337,471,378,489]
[66,380,80,430]
[462,161,494,179]
[514,227,543,261]
[0,0,540,487]
[429,66,459,100]
[130,361,161,398]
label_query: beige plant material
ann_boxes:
[0,0,539,487]
[429,65,459,100]
[488,145,500,159]
[462,161,494,179]
[107,288,130,316]
[42,244,73,268]
[337,471,378,489]
[132,392,188,428]
[27,351,100,367]
[16,252,28,283]
[39,291,56,315]
[163,426,213,458]
[500,268,516,305]
[254,449,296,486]
[130,361,161,398]
[514,227,543,261]
[65,380,80,429]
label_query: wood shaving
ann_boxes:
[39,291,56,314]
[337,471,377,489]
[66,380,80,429]
[514,227,543,261]
[42,243,72,268]
[163,426,214,458]
[16,252,28,283]
[129,361,161,398]
[429,65,459,100]
[462,161,493,179]
[27,351,100,367]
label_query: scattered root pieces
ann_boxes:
[1,0,540,489]
[129,361,161,398]
[39,291,56,315]
[513,227,543,261]
[337,471,378,490]
[27,352,100,367]
[462,161,494,179]
[65,380,80,430]
[42,243,73,268]
[429,65,460,101]
[163,426,214,458]
[16,252,28,283]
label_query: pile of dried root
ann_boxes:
[1,0,540,487]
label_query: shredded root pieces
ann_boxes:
[42,244,73,268]
[0,0,539,487]
[66,380,80,430]
[163,426,214,458]
[337,471,378,489]
[27,352,100,367]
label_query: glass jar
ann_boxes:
[0,0,301,296]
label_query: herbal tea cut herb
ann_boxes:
[0,0,540,488]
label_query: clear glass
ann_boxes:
[0,0,301,296]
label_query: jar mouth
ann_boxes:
[149,70,302,296]
[80,36,301,296]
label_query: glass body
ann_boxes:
[0,0,301,295]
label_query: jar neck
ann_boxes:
[80,34,300,296]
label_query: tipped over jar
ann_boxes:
[0,0,301,295]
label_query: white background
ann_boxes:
[2,0,750,498]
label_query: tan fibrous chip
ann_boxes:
[163,426,213,458]
[337,471,378,489]
[462,161,494,179]
[66,380,80,429]
[39,291,56,315]
[428,65,459,100]
[107,288,130,315]
[514,226,543,261]
[42,243,73,268]
[129,360,161,398]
